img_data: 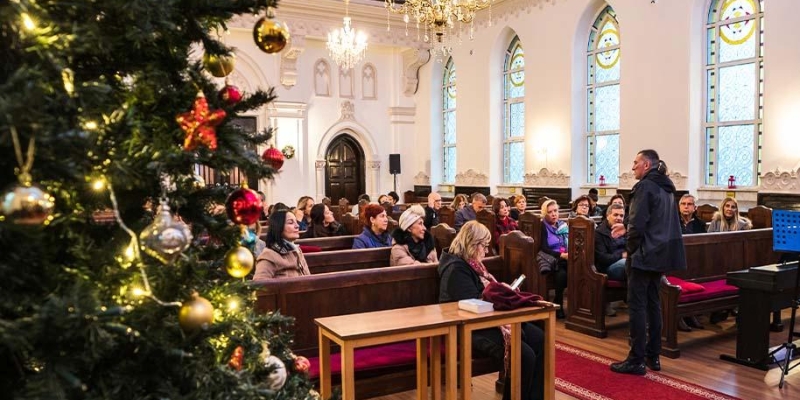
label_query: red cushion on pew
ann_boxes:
[307,340,418,380]
[678,279,739,303]
[666,276,705,294]
[299,245,322,253]
[606,279,625,288]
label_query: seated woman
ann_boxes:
[296,196,314,231]
[538,199,568,319]
[352,203,392,249]
[451,193,469,211]
[438,221,544,400]
[252,210,310,280]
[509,194,527,221]
[707,197,752,232]
[493,197,518,248]
[301,204,347,238]
[390,205,438,266]
[568,195,593,218]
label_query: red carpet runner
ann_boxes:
[555,342,742,400]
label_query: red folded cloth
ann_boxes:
[481,282,548,311]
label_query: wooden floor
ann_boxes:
[374,308,800,400]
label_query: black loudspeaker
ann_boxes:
[389,154,401,174]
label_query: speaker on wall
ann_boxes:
[389,154,401,174]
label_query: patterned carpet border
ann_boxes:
[555,342,742,400]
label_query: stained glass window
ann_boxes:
[586,6,620,185]
[442,57,457,183]
[705,0,763,186]
[503,36,525,184]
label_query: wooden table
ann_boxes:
[315,303,462,400]
[456,305,557,400]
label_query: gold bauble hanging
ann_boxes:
[178,292,214,332]
[252,11,290,54]
[202,52,235,78]
[225,245,255,278]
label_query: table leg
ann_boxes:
[341,343,355,400]
[459,325,472,400]
[445,326,457,400]
[318,333,331,399]
[431,336,442,400]
[545,309,556,400]
[511,322,522,400]
[417,338,429,400]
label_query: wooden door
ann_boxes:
[325,134,364,205]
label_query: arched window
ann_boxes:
[586,6,620,185]
[705,0,763,186]
[442,57,457,183]
[503,36,525,184]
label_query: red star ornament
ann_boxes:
[177,92,226,151]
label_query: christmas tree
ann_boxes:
[0,1,315,399]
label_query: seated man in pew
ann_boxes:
[678,194,707,234]
[438,221,545,400]
[253,210,311,280]
[390,205,438,266]
[423,192,442,230]
[594,203,627,316]
[454,193,487,231]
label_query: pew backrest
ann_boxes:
[748,205,772,229]
[430,223,456,256]
[696,204,718,223]
[304,247,392,274]
[439,205,456,228]
[341,213,361,238]
[673,228,779,282]
[295,235,357,251]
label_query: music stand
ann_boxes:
[767,210,800,388]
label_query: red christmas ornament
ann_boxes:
[225,187,263,225]
[218,83,242,106]
[228,346,244,371]
[177,92,226,151]
[294,355,310,374]
[261,145,284,171]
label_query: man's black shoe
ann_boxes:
[645,356,661,371]
[610,360,646,375]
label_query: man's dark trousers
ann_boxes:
[627,267,663,363]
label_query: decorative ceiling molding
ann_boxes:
[455,169,489,186]
[761,168,800,192]
[524,168,569,187]
[402,47,431,96]
[414,171,431,185]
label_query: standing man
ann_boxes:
[424,192,442,230]
[611,149,686,375]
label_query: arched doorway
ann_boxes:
[325,134,365,205]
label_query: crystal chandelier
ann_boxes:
[384,0,493,57]
[326,0,368,70]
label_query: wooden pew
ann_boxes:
[476,208,498,255]
[439,205,455,228]
[304,247,392,274]
[340,213,361,238]
[696,203,718,223]
[564,216,627,338]
[517,211,552,298]
[430,223,456,256]
[252,233,534,398]
[295,235,356,251]
[747,205,772,228]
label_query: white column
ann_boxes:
[315,160,327,201]
[369,160,381,199]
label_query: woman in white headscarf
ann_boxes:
[390,205,438,266]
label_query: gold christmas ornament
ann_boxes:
[225,245,255,278]
[202,52,235,78]
[178,292,214,332]
[139,199,192,264]
[252,8,290,54]
[1,181,55,225]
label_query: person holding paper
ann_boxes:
[438,221,544,400]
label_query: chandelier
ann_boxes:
[326,0,368,70]
[384,0,493,57]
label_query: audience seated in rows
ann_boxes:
[438,221,545,400]
[300,204,347,239]
[455,193,487,231]
[390,205,438,266]
[451,193,469,211]
[509,194,527,221]
[707,196,752,232]
[353,203,392,249]
[493,197,518,247]
[424,192,442,230]
[537,199,568,319]
[253,210,310,280]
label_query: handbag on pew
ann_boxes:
[536,250,559,274]
[481,281,551,311]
